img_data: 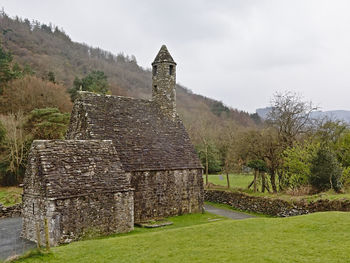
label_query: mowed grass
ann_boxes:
[17,212,350,263]
[0,186,22,206]
[205,174,350,203]
[204,173,253,189]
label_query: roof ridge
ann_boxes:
[77,91,152,103]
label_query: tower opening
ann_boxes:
[153,65,157,76]
[169,65,173,75]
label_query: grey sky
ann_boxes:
[2,0,350,112]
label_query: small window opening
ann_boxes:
[154,85,158,92]
[153,65,157,76]
[169,65,174,75]
[32,203,35,215]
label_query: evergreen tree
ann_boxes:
[0,120,5,145]
[0,44,15,90]
[0,44,28,93]
[25,108,70,140]
[47,71,56,83]
[69,71,109,101]
[310,147,342,192]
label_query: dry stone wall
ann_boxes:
[132,168,204,222]
[205,190,350,217]
[0,203,21,218]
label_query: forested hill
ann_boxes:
[0,12,259,128]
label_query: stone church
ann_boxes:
[22,45,204,246]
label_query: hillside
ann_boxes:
[0,12,259,130]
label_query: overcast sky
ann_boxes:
[2,0,350,112]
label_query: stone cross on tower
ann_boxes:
[152,45,177,120]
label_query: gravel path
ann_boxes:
[0,217,36,261]
[204,204,255,220]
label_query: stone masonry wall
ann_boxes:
[132,168,204,223]
[22,191,133,246]
[55,191,134,244]
[152,46,177,120]
[205,190,350,217]
[22,194,50,244]
[22,139,133,246]
[0,203,21,218]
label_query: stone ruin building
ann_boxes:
[22,140,134,245]
[22,45,204,246]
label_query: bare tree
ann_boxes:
[230,128,282,192]
[187,116,218,185]
[220,122,239,188]
[267,91,317,147]
[0,112,29,183]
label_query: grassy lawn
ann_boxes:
[16,212,350,263]
[205,174,350,203]
[101,212,227,238]
[204,173,253,189]
[222,186,350,204]
[0,186,22,206]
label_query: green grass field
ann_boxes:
[205,174,350,203]
[204,173,253,189]
[0,187,22,206]
[16,211,350,263]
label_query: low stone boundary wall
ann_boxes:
[204,190,350,217]
[0,203,22,218]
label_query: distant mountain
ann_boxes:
[256,107,350,123]
[310,110,350,123]
[256,107,272,120]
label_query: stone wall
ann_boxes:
[22,191,133,246]
[22,139,134,246]
[0,203,21,218]
[132,168,204,222]
[56,191,134,244]
[205,190,350,217]
[152,45,177,120]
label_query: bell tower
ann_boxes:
[152,45,177,120]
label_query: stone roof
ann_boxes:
[66,92,203,172]
[23,140,130,199]
[152,45,176,65]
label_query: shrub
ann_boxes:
[310,147,342,192]
[24,108,70,140]
[342,167,350,187]
[282,142,319,189]
[335,131,350,167]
